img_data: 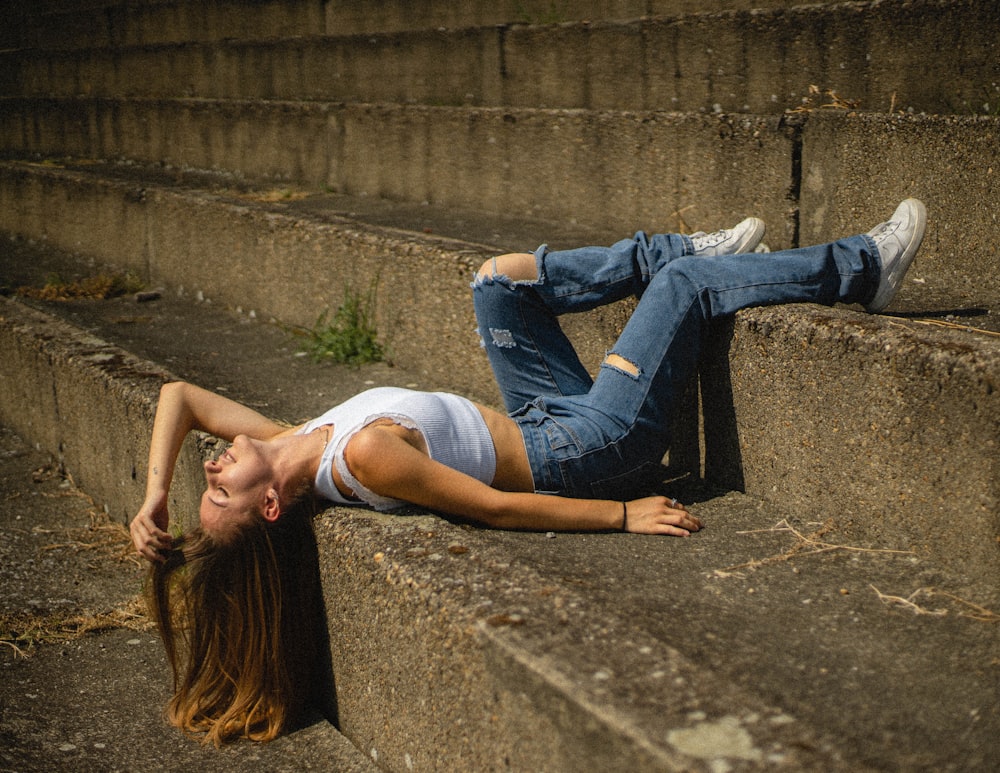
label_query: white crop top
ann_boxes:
[297,387,497,511]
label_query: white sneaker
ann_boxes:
[864,198,927,313]
[689,217,766,257]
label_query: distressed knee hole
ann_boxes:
[489,327,517,348]
[603,352,640,378]
[475,252,538,283]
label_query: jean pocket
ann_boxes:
[542,416,580,452]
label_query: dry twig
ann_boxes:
[720,518,914,573]
[907,317,1000,340]
[786,84,861,114]
[871,585,1000,622]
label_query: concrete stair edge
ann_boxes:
[1,161,997,591]
[3,0,996,117]
[0,293,859,772]
[0,0,997,119]
[0,0,839,50]
[3,105,1000,300]
[1,277,996,771]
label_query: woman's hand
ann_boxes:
[130,491,173,563]
[624,496,701,536]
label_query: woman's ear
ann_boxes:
[262,489,281,522]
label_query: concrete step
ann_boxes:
[2,105,999,298]
[0,245,997,770]
[1,0,813,51]
[3,0,997,116]
[0,421,378,772]
[1,169,998,595]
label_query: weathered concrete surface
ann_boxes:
[5,0,995,116]
[0,286,996,771]
[704,306,1000,601]
[1,169,999,590]
[0,0,817,50]
[0,423,375,773]
[0,101,800,242]
[318,499,999,772]
[0,160,501,402]
[0,297,202,529]
[0,152,789,401]
[3,104,999,287]
[800,112,1000,310]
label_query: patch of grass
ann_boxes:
[297,281,385,366]
[233,187,311,203]
[0,598,150,658]
[17,270,144,301]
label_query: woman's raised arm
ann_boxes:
[130,381,288,562]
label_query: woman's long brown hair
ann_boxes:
[148,497,323,746]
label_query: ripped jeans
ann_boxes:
[472,230,881,499]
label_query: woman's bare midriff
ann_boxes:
[473,403,535,492]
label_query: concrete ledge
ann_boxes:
[1,1,811,50]
[0,296,203,525]
[800,112,1000,306]
[706,304,1000,596]
[2,165,999,595]
[0,159,510,400]
[1,288,997,770]
[1,160,998,592]
[4,102,1000,300]
[0,101,800,244]
[2,1,996,115]
[316,507,846,772]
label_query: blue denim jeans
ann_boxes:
[472,231,881,498]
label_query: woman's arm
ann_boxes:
[346,425,701,536]
[130,381,289,561]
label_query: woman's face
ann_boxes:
[199,435,273,537]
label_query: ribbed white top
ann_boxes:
[298,387,497,510]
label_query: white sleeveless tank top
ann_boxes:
[297,387,497,510]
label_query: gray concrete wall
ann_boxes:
[799,112,1000,308]
[0,298,204,527]
[2,0,811,50]
[0,99,799,244]
[0,160,505,402]
[4,1,997,116]
[705,305,1000,590]
[4,101,1000,298]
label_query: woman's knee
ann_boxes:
[476,252,538,283]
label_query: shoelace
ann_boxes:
[869,220,900,242]
[691,229,730,248]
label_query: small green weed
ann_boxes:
[299,282,384,366]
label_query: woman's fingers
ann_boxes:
[130,514,171,563]
[626,496,701,536]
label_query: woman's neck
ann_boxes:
[270,427,329,500]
